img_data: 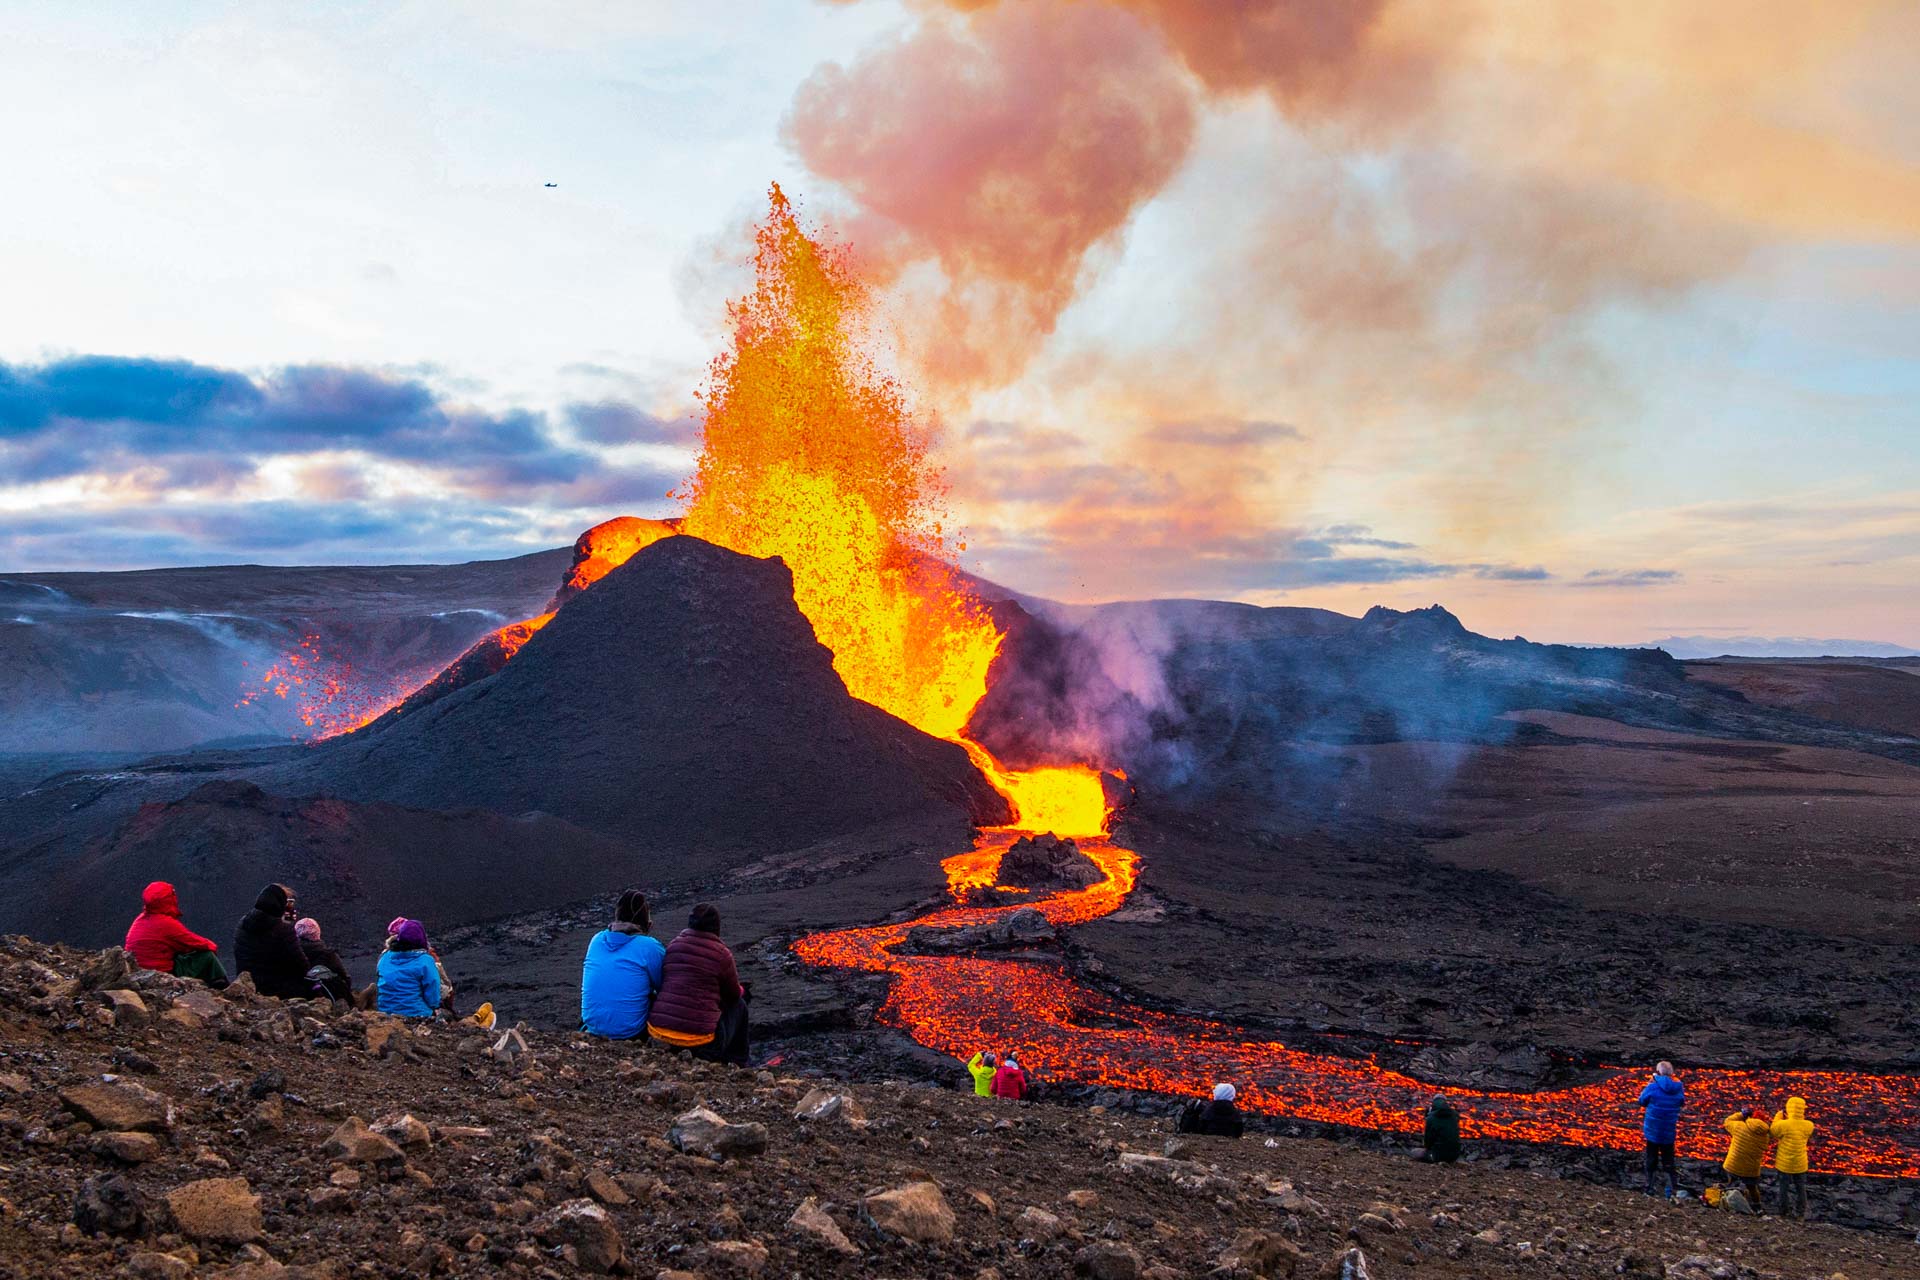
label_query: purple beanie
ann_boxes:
[392,918,429,948]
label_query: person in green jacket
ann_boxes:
[966,1050,997,1097]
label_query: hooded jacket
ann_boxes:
[1721,1112,1771,1177]
[1637,1073,1686,1143]
[991,1061,1028,1100]
[580,926,666,1039]
[1424,1098,1462,1161]
[967,1053,996,1097]
[377,943,442,1018]
[232,885,312,998]
[647,927,741,1040]
[125,882,218,972]
[1770,1097,1814,1174]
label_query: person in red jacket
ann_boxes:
[646,903,749,1065]
[124,881,228,987]
[991,1052,1029,1100]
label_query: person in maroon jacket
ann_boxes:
[124,881,228,987]
[646,903,749,1065]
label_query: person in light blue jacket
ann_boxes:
[581,890,666,1039]
[377,917,443,1018]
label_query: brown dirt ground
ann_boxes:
[3,937,1916,1280]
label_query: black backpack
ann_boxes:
[1176,1099,1206,1133]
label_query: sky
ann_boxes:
[2,0,1916,646]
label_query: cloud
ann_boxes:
[0,354,687,570]
[564,400,700,446]
[1574,568,1682,589]
[1141,418,1302,448]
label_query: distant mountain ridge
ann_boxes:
[1646,635,1920,659]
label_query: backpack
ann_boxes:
[1176,1099,1206,1133]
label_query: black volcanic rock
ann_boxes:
[995,833,1102,890]
[270,536,1011,847]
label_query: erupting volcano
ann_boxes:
[282,187,1919,1182]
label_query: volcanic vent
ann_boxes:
[270,535,1010,850]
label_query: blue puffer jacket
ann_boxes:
[377,946,442,1018]
[1638,1073,1686,1143]
[580,928,666,1039]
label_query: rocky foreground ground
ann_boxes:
[1,937,1914,1280]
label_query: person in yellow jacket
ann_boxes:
[1719,1110,1770,1208]
[966,1050,997,1098]
[1770,1096,1815,1219]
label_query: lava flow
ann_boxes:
[795,824,1920,1180]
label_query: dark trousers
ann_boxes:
[689,1000,751,1067]
[1726,1174,1760,1206]
[171,950,229,987]
[1775,1171,1807,1218]
[1643,1141,1677,1195]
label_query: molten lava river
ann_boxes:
[794,803,1920,1180]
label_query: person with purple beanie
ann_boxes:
[377,917,442,1017]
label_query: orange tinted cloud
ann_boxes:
[784,2,1195,388]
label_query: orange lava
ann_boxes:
[797,825,1920,1179]
[493,611,554,661]
[237,634,414,739]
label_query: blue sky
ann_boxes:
[2,1,1916,645]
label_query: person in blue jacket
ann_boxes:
[580,889,666,1039]
[376,917,443,1018]
[1637,1060,1687,1198]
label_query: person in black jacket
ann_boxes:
[1178,1083,1246,1138]
[294,916,351,1001]
[1419,1094,1463,1163]
[233,883,312,998]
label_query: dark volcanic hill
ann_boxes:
[258,535,1010,845]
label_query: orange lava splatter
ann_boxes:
[493,611,555,661]
[236,634,414,739]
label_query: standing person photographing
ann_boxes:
[1636,1061,1686,1199]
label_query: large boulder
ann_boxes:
[539,1199,625,1274]
[904,907,1056,954]
[668,1107,768,1161]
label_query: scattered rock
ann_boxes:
[60,1080,176,1133]
[708,1239,770,1274]
[669,1106,768,1161]
[584,1168,632,1206]
[165,1176,264,1244]
[1218,1228,1303,1277]
[863,1181,955,1243]
[371,1111,433,1149]
[1016,1205,1066,1240]
[93,1130,164,1163]
[72,1172,146,1237]
[905,907,1057,953]
[794,1087,867,1127]
[1066,1189,1101,1210]
[489,1027,532,1067]
[1336,1246,1374,1280]
[100,987,151,1026]
[322,1115,405,1165]
[998,832,1103,889]
[788,1196,860,1256]
[126,1252,194,1280]
[539,1198,625,1274]
[1073,1241,1143,1280]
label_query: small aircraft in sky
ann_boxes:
[544,182,558,188]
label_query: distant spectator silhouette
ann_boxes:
[377,917,442,1018]
[967,1050,998,1097]
[991,1052,1029,1100]
[1177,1082,1245,1138]
[1419,1094,1462,1163]
[1720,1108,1769,1209]
[580,889,665,1040]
